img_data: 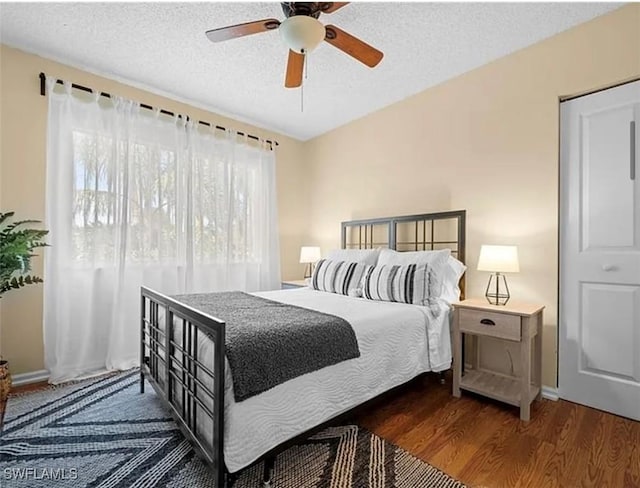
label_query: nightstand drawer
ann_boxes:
[458,308,521,341]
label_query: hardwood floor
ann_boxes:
[354,373,640,488]
[9,380,50,395]
[8,375,640,487]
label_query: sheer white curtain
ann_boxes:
[44,79,280,383]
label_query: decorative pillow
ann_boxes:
[377,248,451,297]
[440,256,467,303]
[361,263,433,306]
[310,259,367,297]
[326,248,380,266]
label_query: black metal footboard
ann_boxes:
[140,287,226,487]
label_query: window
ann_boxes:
[71,130,262,264]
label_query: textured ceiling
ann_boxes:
[0,2,622,140]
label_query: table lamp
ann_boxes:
[299,246,321,279]
[477,245,519,305]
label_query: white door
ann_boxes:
[560,80,640,421]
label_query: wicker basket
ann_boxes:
[0,360,11,405]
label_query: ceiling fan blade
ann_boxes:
[205,19,280,43]
[285,50,304,88]
[322,2,350,14]
[324,25,383,68]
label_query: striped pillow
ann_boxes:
[311,259,367,297]
[362,263,432,305]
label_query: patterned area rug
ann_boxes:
[1,370,465,488]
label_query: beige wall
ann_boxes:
[0,45,309,375]
[304,5,640,388]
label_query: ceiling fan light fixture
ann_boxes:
[279,15,325,54]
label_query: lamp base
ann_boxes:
[485,273,510,306]
[303,263,313,280]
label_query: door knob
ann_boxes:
[602,264,616,271]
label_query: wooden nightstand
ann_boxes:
[281,280,308,289]
[452,298,544,421]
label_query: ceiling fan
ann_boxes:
[205,2,384,88]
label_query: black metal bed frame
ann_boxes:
[140,210,466,487]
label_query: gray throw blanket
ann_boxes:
[174,292,361,402]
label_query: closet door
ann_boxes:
[559,80,640,420]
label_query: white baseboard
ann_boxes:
[11,368,561,401]
[11,369,49,386]
[541,386,559,401]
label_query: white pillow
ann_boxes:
[377,248,451,266]
[326,248,380,266]
[440,256,467,303]
[377,248,451,298]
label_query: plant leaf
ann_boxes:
[0,212,48,297]
[0,212,16,228]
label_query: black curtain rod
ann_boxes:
[39,72,278,147]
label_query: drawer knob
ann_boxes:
[480,318,496,326]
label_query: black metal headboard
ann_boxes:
[341,210,466,298]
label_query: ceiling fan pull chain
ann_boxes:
[301,50,308,112]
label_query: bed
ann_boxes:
[140,210,466,487]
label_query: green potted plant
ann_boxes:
[0,212,48,419]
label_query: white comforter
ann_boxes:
[192,287,453,473]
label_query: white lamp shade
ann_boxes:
[477,245,520,273]
[279,16,326,54]
[299,246,321,264]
